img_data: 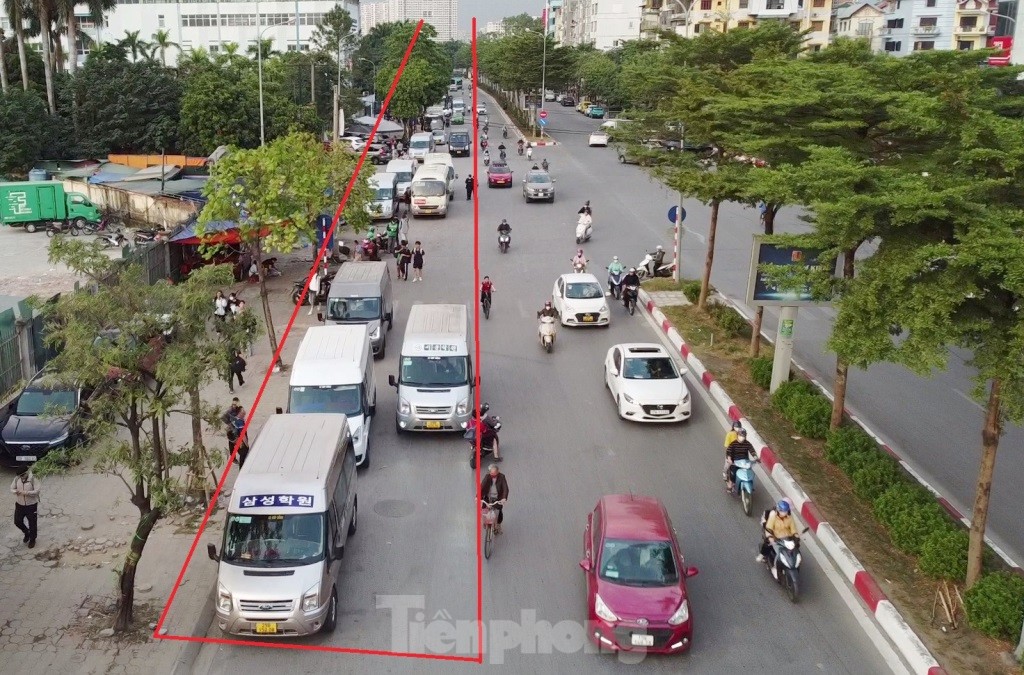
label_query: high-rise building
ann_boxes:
[359,0,458,40]
[556,0,644,49]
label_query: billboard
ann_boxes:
[745,235,836,306]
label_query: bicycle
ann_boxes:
[481,500,503,559]
[482,293,492,320]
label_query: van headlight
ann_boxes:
[370,326,380,339]
[217,586,232,612]
[398,398,411,415]
[667,599,690,626]
[594,593,618,623]
[456,398,469,415]
[302,585,319,612]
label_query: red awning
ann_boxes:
[987,56,1011,67]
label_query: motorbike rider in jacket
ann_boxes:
[571,249,588,271]
[538,301,558,319]
[725,429,756,492]
[607,256,624,276]
[497,219,511,236]
[621,268,641,307]
[758,500,798,564]
[649,245,666,275]
[578,201,593,217]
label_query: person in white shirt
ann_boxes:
[213,291,229,321]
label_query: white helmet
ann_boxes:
[656,245,664,250]
[612,256,619,261]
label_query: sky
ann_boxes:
[458,0,541,32]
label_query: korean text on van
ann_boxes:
[288,325,376,466]
[388,304,474,432]
[408,132,432,162]
[207,413,357,637]
[385,159,415,202]
[409,164,452,218]
[366,172,398,220]
[324,261,393,358]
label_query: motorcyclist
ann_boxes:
[497,219,511,236]
[473,414,502,462]
[538,300,558,319]
[526,145,534,160]
[578,200,592,217]
[502,124,508,138]
[621,267,641,307]
[724,420,744,480]
[483,149,491,166]
[362,238,378,261]
[651,244,666,272]
[480,276,494,306]
[480,464,509,534]
[571,248,588,272]
[725,428,756,492]
[541,158,549,171]
[607,256,624,276]
[757,500,799,565]
[517,138,525,155]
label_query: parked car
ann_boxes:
[487,162,514,188]
[522,169,555,203]
[577,100,592,113]
[587,105,606,119]
[561,97,576,107]
[581,494,699,654]
[0,370,91,466]
[615,140,664,166]
[603,344,691,422]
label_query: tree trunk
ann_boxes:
[38,6,56,114]
[830,246,858,430]
[52,29,64,74]
[749,204,777,357]
[66,14,78,76]
[114,502,160,631]
[0,30,9,93]
[251,241,283,368]
[697,199,719,310]
[966,377,1002,589]
[187,384,210,502]
[16,28,29,90]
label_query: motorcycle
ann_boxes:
[466,403,502,469]
[622,284,639,315]
[46,221,81,237]
[607,268,624,299]
[526,147,534,160]
[96,230,127,249]
[517,144,524,156]
[762,530,807,603]
[636,251,675,279]
[498,232,511,253]
[729,457,759,516]
[502,127,509,139]
[81,217,110,234]
[292,273,334,306]
[571,259,588,274]
[484,154,491,167]
[133,227,160,243]
[575,214,593,244]
[538,313,557,352]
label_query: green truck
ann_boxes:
[0,181,101,233]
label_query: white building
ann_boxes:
[556,0,643,49]
[358,0,458,40]
[831,1,886,49]
[483,20,505,35]
[1,0,361,67]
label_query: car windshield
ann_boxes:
[374,187,393,201]
[15,388,76,416]
[222,513,325,567]
[565,282,603,299]
[400,355,468,387]
[528,173,549,184]
[451,134,468,143]
[623,357,679,380]
[410,139,430,149]
[394,171,413,183]
[412,180,446,197]
[432,131,444,138]
[289,384,363,416]
[599,539,679,587]
[489,164,510,175]
[327,297,381,321]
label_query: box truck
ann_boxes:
[0,181,102,233]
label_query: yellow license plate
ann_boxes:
[425,421,442,429]
[254,622,278,634]
[583,315,595,322]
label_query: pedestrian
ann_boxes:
[233,300,255,356]
[307,266,322,316]
[229,349,246,393]
[11,468,40,548]
[227,292,240,317]
[213,290,228,321]
[222,399,250,467]
[396,241,412,281]
[412,241,425,282]
[465,174,475,200]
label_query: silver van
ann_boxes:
[388,304,474,432]
[408,132,432,162]
[324,261,394,358]
[385,159,415,202]
[288,325,376,466]
[207,413,357,637]
[366,172,398,220]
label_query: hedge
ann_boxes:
[964,572,1024,640]
[848,450,904,502]
[710,302,749,336]
[680,280,702,303]
[771,380,830,439]
[824,426,880,474]
[749,357,773,390]
[873,484,950,556]
[918,526,970,581]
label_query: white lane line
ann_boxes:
[637,307,910,675]
[952,387,985,412]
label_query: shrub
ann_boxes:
[772,381,830,439]
[964,572,1024,640]
[710,303,749,336]
[749,357,773,390]
[873,484,949,556]
[680,280,703,303]
[772,380,817,414]
[824,426,878,473]
[848,451,904,501]
[918,526,969,581]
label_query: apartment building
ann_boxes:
[556,0,643,49]
[831,1,886,48]
[358,0,458,40]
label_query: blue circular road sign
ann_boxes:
[668,205,687,224]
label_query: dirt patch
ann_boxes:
[75,596,160,645]
[662,304,1017,675]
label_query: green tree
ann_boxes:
[310,3,355,56]
[501,13,543,34]
[0,87,49,173]
[350,21,406,94]
[576,51,619,105]
[375,57,446,133]
[3,0,31,89]
[118,29,148,63]
[150,28,178,66]
[179,62,260,154]
[0,29,9,91]
[199,132,374,365]
[29,0,56,113]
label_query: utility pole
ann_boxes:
[333,86,340,145]
[310,58,315,105]
[673,122,685,283]
[540,2,549,139]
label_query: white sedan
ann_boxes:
[476,104,488,116]
[551,274,609,326]
[604,343,692,423]
[589,131,609,147]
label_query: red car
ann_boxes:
[487,162,513,187]
[580,494,698,654]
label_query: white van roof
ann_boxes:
[332,260,388,283]
[230,414,350,514]
[370,172,397,187]
[290,325,369,387]
[423,153,454,168]
[413,164,448,181]
[410,132,432,141]
[386,159,414,173]
[402,304,469,356]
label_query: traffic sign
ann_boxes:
[539,109,548,119]
[538,118,548,127]
[668,205,687,224]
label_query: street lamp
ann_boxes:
[360,57,378,102]
[256,6,296,146]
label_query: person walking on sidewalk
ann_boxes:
[11,468,40,548]
[465,175,475,200]
[396,242,412,281]
[229,349,247,393]
[213,290,228,322]
[412,241,425,282]
[222,399,250,467]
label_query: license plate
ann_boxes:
[631,633,654,647]
[425,421,442,429]
[414,199,426,204]
[583,315,595,322]
[16,455,37,462]
[254,622,278,634]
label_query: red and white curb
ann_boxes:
[639,288,948,675]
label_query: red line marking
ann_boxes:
[936,497,963,521]
[471,22,484,665]
[853,570,887,613]
[153,22,436,658]
[156,633,479,661]
[927,667,950,675]
[661,318,671,333]
[879,444,901,461]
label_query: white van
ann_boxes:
[385,159,415,202]
[410,164,452,217]
[324,261,394,357]
[408,132,432,162]
[288,325,376,466]
[207,413,357,637]
[452,98,465,114]
[388,304,473,432]
[366,172,398,220]
[422,152,458,198]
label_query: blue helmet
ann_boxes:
[777,500,791,514]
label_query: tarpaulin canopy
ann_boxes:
[351,117,404,135]
[170,220,241,245]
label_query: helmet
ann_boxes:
[363,238,370,244]
[731,420,743,431]
[737,429,747,438]
[777,500,791,514]
[544,300,552,307]
[629,267,636,273]
[656,244,664,250]
[585,200,590,206]
[612,256,619,261]
[501,218,507,223]
[577,248,584,254]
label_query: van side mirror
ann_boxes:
[579,558,591,572]
[684,566,699,578]
[388,375,397,388]
[207,543,219,562]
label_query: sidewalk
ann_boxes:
[0,246,327,673]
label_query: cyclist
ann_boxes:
[480,464,509,534]
[481,276,495,307]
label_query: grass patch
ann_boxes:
[642,278,686,292]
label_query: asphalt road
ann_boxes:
[538,100,1024,567]
[191,92,903,673]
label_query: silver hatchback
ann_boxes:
[522,170,555,203]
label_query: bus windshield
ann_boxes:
[400,355,468,387]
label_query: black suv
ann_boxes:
[449,131,471,157]
[1,371,90,466]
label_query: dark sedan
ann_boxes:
[487,162,514,187]
[561,97,576,107]
[1,371,89,466]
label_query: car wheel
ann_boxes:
[322,588,338,633]
[348,497,358,535]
